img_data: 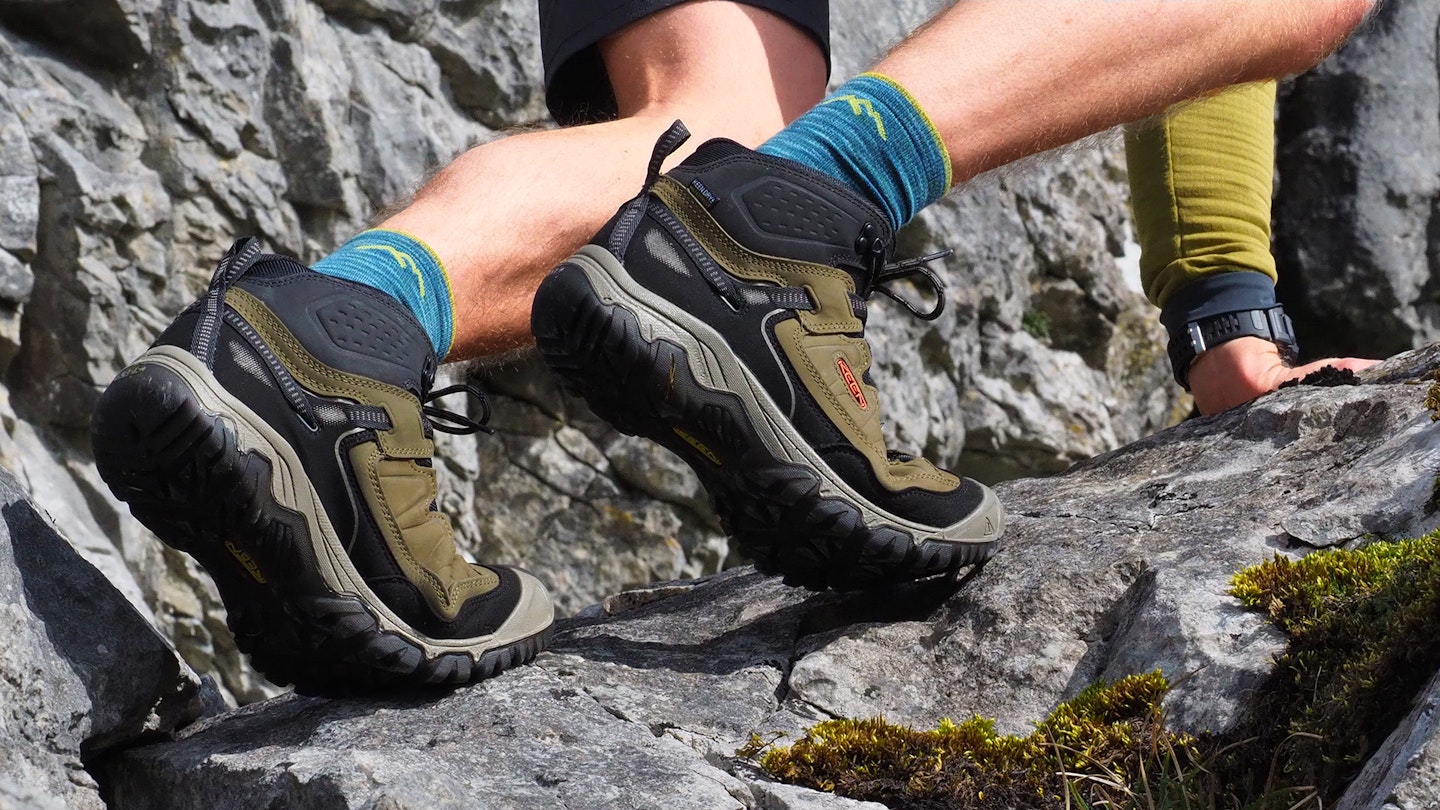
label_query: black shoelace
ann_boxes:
[422,383,495,435]
[863,249,952,322]
[853,221,952,322]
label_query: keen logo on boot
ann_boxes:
[837,356,868,410]
[225,541,268,584]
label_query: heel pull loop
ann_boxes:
[644,120,691,189]
[609,120,692,258]
[209,236,263,290]
[193,236,265,369]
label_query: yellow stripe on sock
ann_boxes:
[860,71,953,190]
[371,227,457,358]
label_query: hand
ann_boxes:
[1186,336,1380,416]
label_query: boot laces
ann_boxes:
[853,222,951,322]
[866,249,952,322]
[422,383,495,435]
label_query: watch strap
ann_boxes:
[1159,271,1300,390]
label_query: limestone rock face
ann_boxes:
[102,348,1440,809]
[0,466,203,810]
[0,0,1179,702]
[1274,0,1440,359]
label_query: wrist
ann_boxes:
[1160,272,1297,390]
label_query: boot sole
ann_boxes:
[533,245,1004,591]
[92,346,553,694]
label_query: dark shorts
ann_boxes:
[538,0,830,126]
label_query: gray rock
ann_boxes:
[751,782,891,810]
[0,0,151,68]
[108,669,753,810]
[0,252,26,374]
[101,348,1440,807]
[413,0,548,129]
[0,93,36,261]
[1274,0,1440,359]
[0,775,68,810]
[0,248,32,304]
[0,464,202,810]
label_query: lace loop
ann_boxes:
[866,248,952,322]
[422,383,495,435]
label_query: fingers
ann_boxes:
[1281,356,1381,382]
[1192,350,1383,416]
[1201,356,1382,415]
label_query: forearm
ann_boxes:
[877,0,1374,183]
[1127,82,1279,309]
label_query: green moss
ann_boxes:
[1022,309,1051,342]
[1423,370,1440,421]
[751,534,1440,809]
[751,671,1201,809]
[1224,533,1440,804]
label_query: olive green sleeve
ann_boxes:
[1125,81,1278,310]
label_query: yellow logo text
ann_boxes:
[673,428,722,466]
[225,541,268,584]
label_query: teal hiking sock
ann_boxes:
[312,229,455,358]
[758,72,952,229]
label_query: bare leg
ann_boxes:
[876,0,1373,184]
[381,1,826,360]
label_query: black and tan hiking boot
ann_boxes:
[92,238,553,694]
[532,123,1004,591]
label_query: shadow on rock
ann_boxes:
[553,567,973,675]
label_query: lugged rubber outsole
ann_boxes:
[91,360,551,695]
[532,253,1002,592]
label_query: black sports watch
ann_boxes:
[1167,305,1298,389]
[1159,272,1300,391]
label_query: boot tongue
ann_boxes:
[244,254,310,279]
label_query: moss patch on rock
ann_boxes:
[1224,533,1440,803]
[750,671,1201,809]
[1423,370,1440,420]
[750,533,1440,809]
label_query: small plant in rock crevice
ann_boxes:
[1022,309,1051,342]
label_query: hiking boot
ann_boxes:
[532,122,1004,591]
[92,238,553,693]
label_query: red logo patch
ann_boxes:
[837,357,868,410]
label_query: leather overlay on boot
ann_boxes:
[348,444,499,621]
[224,288,501,620]
[650,177,960,496]
[773,321,959,493]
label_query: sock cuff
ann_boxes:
[367,227,458,318]
[857,71,953,190]
[758,71,954,228]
